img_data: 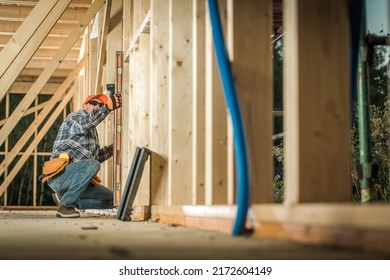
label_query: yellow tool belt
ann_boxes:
[39,153,70,183]
[39,153,102,186]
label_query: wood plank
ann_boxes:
[128,10,150,52]
[0,0,104,147]
[150,0,169,206]
[130,0,141,206]
[150,203,390,254]
[232,0,273,203]
[205,0,228,205]
[94,0,112,93]
[283,0,351,203]
[192,0,206,205]
[121,0,131,197]
[0,0,62,78]
[0,0,72,102]
[132,33,151,207]
[104,0,122,202]
[168,0,193,205]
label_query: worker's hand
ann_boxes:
[107,93,122,111]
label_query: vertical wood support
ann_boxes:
[231,0,273,203]
[133,32,151,206]
[104,0,123,191]
[192,0,206,205]
[283,0,351,203]
[168,0,193,205]
[205,0,228,205]
[114,51,124,205]
[136,0,151,208]
[122,0,132,192]
[150,0,169,205]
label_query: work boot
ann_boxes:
[56,205,80,218]
[51,193,63,206]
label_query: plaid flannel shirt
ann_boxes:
[50,105,113,163]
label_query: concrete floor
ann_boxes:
[0,210,388,260]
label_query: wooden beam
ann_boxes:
[128,10,150,53]
[94,0,112,93]
[0,56,87,179]
[205,0,228,205]
[149,0,169,206]
[0,0,71,102]
[0,0,104,147]
[0,0,63,77]
[192,0,206,205]
[232,0,273,203]
[134,33,151,206]
[168,0,193,205]
[120,0,132,204]
[283,0,351,203]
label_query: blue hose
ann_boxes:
[207,0,251,236]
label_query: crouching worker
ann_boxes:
[42,93,122,218]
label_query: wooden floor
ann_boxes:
[0,210,388,260]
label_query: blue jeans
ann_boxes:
[48,159,113,209]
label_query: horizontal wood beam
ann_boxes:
[150,204,390,254]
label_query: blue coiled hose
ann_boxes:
[207,0,251,236]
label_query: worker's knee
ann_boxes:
[79,159,101,174]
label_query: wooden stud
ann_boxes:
[204,0,228,205]
[283,0,351,203]
[150,0,169,206]
[192,0,206,205]
[168,0,193,205]
[94,0,112,93]
[133,33,151,206]
[231,0,273,203]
